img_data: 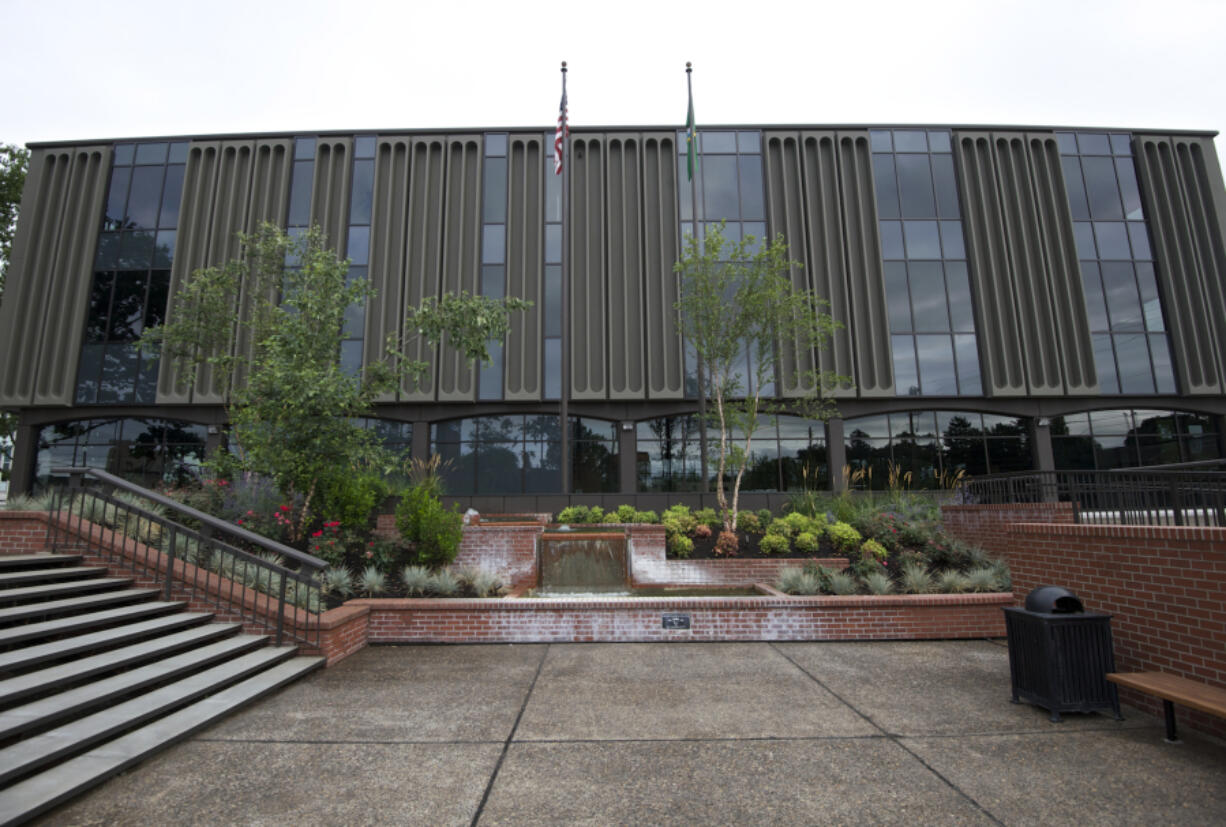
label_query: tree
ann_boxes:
[143,222,528,533]
[0,143,30,482]
[675,223,846,538]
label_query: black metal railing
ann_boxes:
[46,468,326,646]
[956,467,1226,527]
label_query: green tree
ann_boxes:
[0,143,30,482]
[143,222,528,534]
[675,223,847,538]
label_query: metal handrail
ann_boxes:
[46,467,326,646]
[955,468,1226,527]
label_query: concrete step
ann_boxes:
[0,578,136,608]
[0,567,108,589]
[0,613,213,675]
[0,635,269,741]
[0,589,158,627]
[0,624,242,709]
[0,556,83,572]
[0,655,322,826]
[0,646,303,786]
[0,601,186,650]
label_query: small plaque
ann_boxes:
[662,613,690,630]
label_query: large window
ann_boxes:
[342,135,376,375]
[479,134,509,400]
[845,411,1031,487]
[431,415,616,495]
[636,414,827,492]
[871,129,981,397]
[77,142,188,403]
[34,417,206,491]
[1051,409,1220,470]
[1056,132,1174,395]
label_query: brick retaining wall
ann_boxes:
[943,503,1226,741]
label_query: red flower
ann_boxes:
[311,530,323,538]
[280,505,291,512]
[237,519,244,525]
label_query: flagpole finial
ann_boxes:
[686,62,692,72]
[561,61,567,71]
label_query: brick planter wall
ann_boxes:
[943,504,1226,741]
[350,592,1010,644]
[453,525,543,589]
[0,512,54,554]
[627,525,846,586]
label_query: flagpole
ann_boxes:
[559,61,571,494]
[687,61,710,496]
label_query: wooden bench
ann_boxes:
[1107,671,1226,742]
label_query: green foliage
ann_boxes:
[826,521,863,553]
[936,570,971,594]
[776,567,822,595]
[556,505,591,524]
[401,565,432,595]
[615,504,638,523]
[668,534,694,558]
[2,491,54,511]
[793,531,820,554]
[394,484,463,568]
[759,533,791,555]
[765,519,794,540]
[358,565,387,596]
[737,512,762,534]
[634,510,659,524]
[714,530,739,557]
[860,538,888,561]
[455,566,505,598]
[863,570,894,595]
[694,507,721,530]
[661,505,698,537]
[141,223,527,528]
[675,222,847,534]
[587,506,605,523]
[827,570,859,595]
[965,566,1001,593]
[756,508,773,526]
[0,143,29,309]
[427,569,460,596]
[321,567,354,599]
[900,560,934,594]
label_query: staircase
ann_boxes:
[0,551,323,825]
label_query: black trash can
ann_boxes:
[1003,586,1122,722]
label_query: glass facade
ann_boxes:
[34,417,206,491]
[1056,132,1175,395]
[845,411,1031,487]
[342,135,376,375]
[431,415,617,495]
[1051,409,1220,470]
[478,134,509,400]
[543,132,563,400]
[77,141,188,403]
[871,129,980,397]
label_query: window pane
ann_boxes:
[939,221,965,259]
[349,159,374,225]
[340,341,362,377]
[346,226,370,266]
[908,261,949,331]
[1110,134,1132,155]
[126,165,164,229]
[159,165,184,228]
[1074,221,1097,259]
[1151,336,1176,393]
[869,130,892,152]
[544,265,561,336]
[482,224,505,264]
[903,220,941,259]
[545,224,562,263]
[1062,157,1090,220]
[544,338,561,400]
[737,132,761,153]
[896,154,936,217]
[294,138,316,161]
[354,135,376,159]
[481,265,505,299]
[1094,222,1131,259]
[701,132,736,153]
[76,345,104,403]
[1055,132,1078,154]
[482,157,507,223]
[99,345,138,403]
[916,335,957,394]
[113,144,135,166]
[846,414,890,439]
[1077,133,1111,155]
[134,143,167,165]
[1116,158,1144,220]
[883,261,911,332]
[701,155,739,219]
[1080,262,1109,330]
[108,273,147,341]
[1082,156,1123,220]
[1101,261,1143,329]
[879,221,904,259]
[145,271,170,330]
[892,335,919,396]
[737,155,764,220]
[954,334,982,395]
[1115,334,1154,394]
[479,341,504,400]
[1093,333,1119,393]
[1127,222,1151,259]
[287,161,313,226]
[106,167,130,228]
[928,131,952,153]
[931,154,960,218]
[85,273,114,343]
[872,154,899,219]
[945,262,975,331]
[894,130,927,152]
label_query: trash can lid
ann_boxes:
[1024,585,1084,614]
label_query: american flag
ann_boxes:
[554,84,568,175]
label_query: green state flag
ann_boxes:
[685,88,697,181]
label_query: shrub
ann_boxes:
[990,560,1013,592]
[616,504,638,523]
[2,492,54,511]
[401,564,432,596]
[455,566,505,597]
[759,533,790,555]
[714,530,739,557]
[777,568,823,595]
[765,520,794,540]
[395,484,463,568]
[826,521,862,554]
[778,511,815,536]
[965,566,1001,593]
[694,507,721,530]
[900,560,933,594]
[321,566,354,598]
[358,565,386,596]
[588,506,605,523]
[936,570,970,594]
[427,569,460,596]
[737,512,762,534]
[662,505,698,536]
[827,570,859,595]
[860,538,888,561]
[317,471,389,529]
[863,570,893,595]
[756,508,773,526]
[556,505,591,524]
[634,510,659,524]
[693,524,712,540]
[668,534,694,558]
[794,531,820,554]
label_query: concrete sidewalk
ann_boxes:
[36,640,1226,825]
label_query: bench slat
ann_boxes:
[1107,672,1226,720]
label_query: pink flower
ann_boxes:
[311,530,323,538]
[280,505,291,512]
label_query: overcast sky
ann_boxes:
[3,0,1225,158]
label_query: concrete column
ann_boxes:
[826,417,846,492]
[1032,417,1055,472]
